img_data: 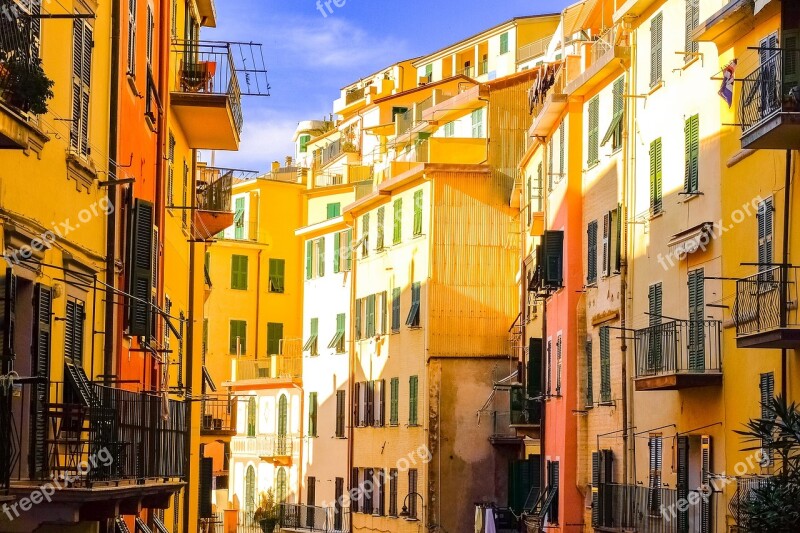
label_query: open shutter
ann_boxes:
[0,269,16,361]
[72,301,85,366]
[390,378,399,425]
[591,452,600,526]
[684,115,700,193]
[676,436,689,533]
[199,457,213,518]
[760,372,775,464]
[306,240,313,279]
[317,238,325,277]
[71,21,83,151]
[650,139,663,214]
[333,232,341,273]
[599,327,611,402]
[355,298,362,340]
[587,221,597,284]
[391,288,400,332]
[376,379,385,427]
[651,13,663,86]
[700,436,712,533]
[30,284,51,478]
[688,269,705,370]
[409,376,418,425]
[80,24,92,156]
[129,200,154,336]
[588,97,599,165]
[602,213,611,277]
[366,294,376,337]
[585,338,593,407]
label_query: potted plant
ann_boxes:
[2,57,54,114]
[253,489,278,533]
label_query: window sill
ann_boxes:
[648,210,664,221]
[598,401,614,407]
[681,55,701,71]
[680,191,702,203]
[126,74,141,97]
[408,423,421,428]
[586,160,600,171]
[647,81,664,95]
[586,281,597,288]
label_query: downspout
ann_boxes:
[155,0,170,386]
[104,0,123,386]
[540,135,549,498]
[184,149,198,530]
[781,149,792,398]
[255,249,262,354]
[346,217,356,516]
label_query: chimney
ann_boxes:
[285,156,293,167]
[271,161,280,173]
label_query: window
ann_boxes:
[443,121,455,137]
[391,287,401,332]
[65,299,86,366]
[303,318,318,356]
[146,5,154,65]
[685,114,699,193]
[546,461,560,524]
[555,335,562,395]
[471,108,484,138]
[375,468,386,516]
[373,206,385,250]
[306,238,326,279]
[374,379,385,427]
[229,320,246,355]
[355,298,362,340]
[688,268,705,370]
[760,372,775,465]
[685,0,699,62]
[365,294,376,337]
[500,32,509,54]
[546,339,552,396]
[390,377,399,425]
[317,238,325,277]
[757,197,774,279]
[335,390,346,438]
[269,258,285,293]
[406,282,421,327]
[389,469,398,516]
[363,468,374,515]
[329,313,346,353]
[602,209,620,277]
[600,326,611,403]
[587,96,600,166]
[393,199,402,244]
[409,375,419,425]
[334,230,353,273]
[587,220,598,284]
[424,63,433,82]
[351,468,360,512]
[246,398,256,437]
[307,477,316,508]
[308,392,318,437]
[378,291,388,335]
[648,434,663,513]
[392,107,408,122]
[361,213,370,257]
[585,338,593,408]
[650,12,663,87]
[649,138,663,215]
[234,197,245,239]
[413,190,423,236]
[71,19,93,156]
[602,78,624,151]
[231,255,248,290]
[127,0,137,75]
[648,283,663,371]
[267,322,283,356]
[299,134,311,153]
[408,469,418,518]
[327,203,341,219]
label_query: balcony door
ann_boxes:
[245,465,256,520]
[277,394,288,454]
[759,33,780,118]
[247,397,256,437]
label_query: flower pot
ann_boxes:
[259,517,278,532]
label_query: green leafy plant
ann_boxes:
[253,489,278,532]
[735,395,800,532]
[1,57,54,114]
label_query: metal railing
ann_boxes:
[518,36,552,63]
[740,50,800,133]
[728,476,773,532]
[345,86,365,105]
[4,381,186,487]
[597,483,713,533]
[230,434,297,457]
[201,395,237,434]
[0,0,47,113]
[634,320,722,378]
[591,24,623,64]
[235,352,303,382]
[279,503,351,532]
[197,167,235,212]
[735,266,799,337]
[171,41,243,134]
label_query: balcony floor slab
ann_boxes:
[741,112,800,150]
[634,372,722,391]
[736,327,800,349]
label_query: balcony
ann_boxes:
[170,41,244,150]
[200,395,237,438]
[314,164,372,188]
[634,320,722,391]
[728,476,774,531]
[735,266,800,349]
[529,64,567,137]
[517,36,552,64]
[396,137,487,165]
[278,503,351,533]
[739,50,800,150]
[595,483,714,533]
[194,166,235,240]
[312,138,360,173]
[333,85,373,116]
[566,24,630,97]
[231,434,297,465]
[227,341,303,387]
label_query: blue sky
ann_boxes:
[208,0,572,171]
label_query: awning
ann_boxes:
[202,365,217,393]
[667,222,714,257]
[563,0,599,37]
[754,0,773,15]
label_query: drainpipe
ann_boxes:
[781,149,792,398]
[104,0,122,386]
[619,48,632,487]
[184,149,198,530]
[346,217,356,516]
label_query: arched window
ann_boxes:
[247,397,256,437]
[245,465,256,519]
[276,467,287,504]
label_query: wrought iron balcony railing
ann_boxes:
[517,36,552,63]
[230,434,298,457]
[197,167,234,212]
[634,320,722,378]
[278,503,351,532]
[201,394,237,435]
[740,50,800,135]
[728,476,774,532]
[735,266,800,340]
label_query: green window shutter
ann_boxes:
[377,207,385,250]
[335,390,346,437]
[602,77,625,148]
[413,190,423,236]
[269,259,285,293]
[391,287,401,332]
[587,221,598,284]
[362,213,370,257]
[267,322,283,356]
[406,282,421,327]
[393,199,402,244]
[380,291,388,335]
[471,108,483,138]
[333,232,341,273]
[317,238,325,277]
[500,32,509,54]
[366,294,376,337]
[229,320,246,355]
[234,197,245,239]
[559,122,565,176]
[648,283,663,371]
[649,139,663,214]
[306,240,313,280]
[355,299,362,340]
[585,338,593,407]
[203,318,208,358]
[231,255,248,290]
[344,229,353,271]
[684,0,699,61]
[684,114,699,193]
[327,203,341,219]
[332,313,346,352]
[688,268,705,370]
[309,392,318,437]
[758,198,774,274]
[600,327,611,403]
[588,97,599,166]
[299,134,310,153]
[424,63,432,81]
[304,318,319,354]
[409,375,418,425]
[390,377,399,425]
[651,12,663,87]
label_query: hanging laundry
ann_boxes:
[718,59,737,108]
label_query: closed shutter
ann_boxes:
[393,199,402,244]
[685,0,699,61]
[676,436,690,533]
[267,323,283,356]
[306,240,313,279]
[413,190,423,236]
[688,269,705,370]
[365,381,374,426]
[602,212,611,276]
[648,283,663,371]
[500,32,509,54]
[335,390,346,437]
[327,203,341,219]
[757,198,774,278]
[389,469,398,516]
[391,288,401,332]
[350,468,360,512]
[352,382,361,427]
[127,200,153,336]
[685,114,700,193]
[229,320,246,355]
[648,435,663,512]
[231,255,248,290]
[651,13,663,86]
[344,229,353,271]
[600,327,611,403]
[585,338,593,407]
[333,232,341,273]
[390,377,399,425]
[366,294,376,337]
[760,372,775,465]
[543,230,564,287]
[30,284,51,478]
[588,97,599,165]
[587,221,598,284]
[199,457,213,518]
[317,238,325,277]
[307,476,316,507]
[528,338,543,399]
[335,477,344,527]
[700,436,712,533]
[308,392,318,437]
[409,375,418,425]
[650,139,663,214]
